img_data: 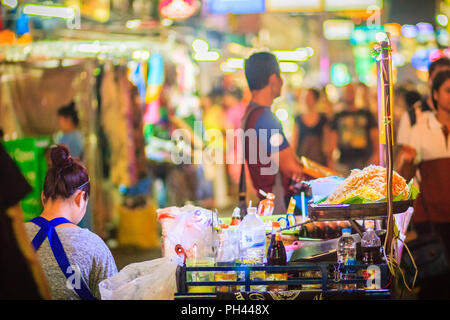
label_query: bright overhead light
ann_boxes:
[23,4,75,20]
[2,0,18,9]
[132,50,150,60]
[274,50,308,62]
[192,39,209,53]
[220,62,236,73]
[275,108,289,122]
[225,58,244,69]
[376,32,388,42]
[78,43,101,53]
[126,19,141,29]
[280,62,299,73]
[437,14,448,27]
[194,51,220,61]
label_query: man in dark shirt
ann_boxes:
[329,83,379,175]
[241,52,304,213]
[0,143,50,299]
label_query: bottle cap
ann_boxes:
[266,193,275,200]
[247,207,257,215]
[272,221,281,228]
[232,207,241,218]
[342,228,352,234]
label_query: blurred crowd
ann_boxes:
[197,58,450,207]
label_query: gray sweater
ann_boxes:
[25,223,118,300]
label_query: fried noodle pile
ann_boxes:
[324,165,409,204]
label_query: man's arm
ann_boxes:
[271,145,304,180]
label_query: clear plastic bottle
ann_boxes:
[337,228,356,265]
[215,225,237,293]
[361,220,382,265]
[336,228,356,290]
[239,207,266,291]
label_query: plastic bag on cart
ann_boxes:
[159,205,216,259]
[99,255,183,300]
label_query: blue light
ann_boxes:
[207,0,265,14]
[416,22,434,35]
[411,48,439,71]
[401,24,418,38]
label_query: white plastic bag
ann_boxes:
[159,205,216,259]
[99,255,182,300]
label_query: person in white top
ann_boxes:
[400,69,450,300]
[397,57,450,162]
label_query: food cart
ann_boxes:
[171,36,415,300]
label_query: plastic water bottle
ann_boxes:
[239,207,266,291]
[215,225,237,292]
[337,228,356,265]
[361,220,382,265]
[336,228,356,290]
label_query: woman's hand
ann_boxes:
[400,145,417,163]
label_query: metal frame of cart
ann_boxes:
[175,263,391,300]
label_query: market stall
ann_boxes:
[0,34,201,245]
[96,36,420,300]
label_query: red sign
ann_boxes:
[159,0,198,20]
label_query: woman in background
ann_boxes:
[291,88,330,166]
[56,102,92,230]
[57,102,84,161]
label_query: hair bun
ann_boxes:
[50,145,73,170]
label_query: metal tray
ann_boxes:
[308,200,414,221]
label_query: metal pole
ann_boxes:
[379,37,396,262]
[376,60,385,167]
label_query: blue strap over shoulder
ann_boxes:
[30,216,96,300]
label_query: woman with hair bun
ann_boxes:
[25,145,117,300]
